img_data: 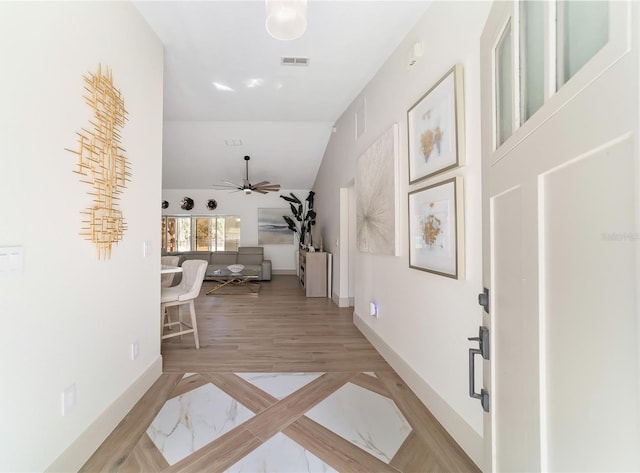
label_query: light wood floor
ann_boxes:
[81,275,479,473]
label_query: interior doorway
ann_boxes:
[338,182,356,307]
[348,182,355,306]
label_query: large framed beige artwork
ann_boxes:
[356,123,400,255]
[407,64,465,184]
[408,176,464,279]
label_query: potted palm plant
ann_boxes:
[280,191,316,249]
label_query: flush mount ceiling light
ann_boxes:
[244,78,265,88]
[265,0,307,41]
[212,81,234,92]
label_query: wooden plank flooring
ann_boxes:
[81,275,480,472]
[162,276,390,372]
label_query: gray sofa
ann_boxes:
[166,246,272,281]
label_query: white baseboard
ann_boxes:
[353,312,483,469]
[45,356,163,473]
[331,291,350,308]
[272,269,296,275]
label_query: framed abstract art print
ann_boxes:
[407,64,465,184]
[408,176,464,279]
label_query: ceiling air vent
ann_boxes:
[281,57,310,66]
[225,139,243,147]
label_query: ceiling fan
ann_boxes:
[214,155,281,195]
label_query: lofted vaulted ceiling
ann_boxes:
[134,1,431,190]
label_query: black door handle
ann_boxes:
[468,326,490,412]
[468,346,490,412]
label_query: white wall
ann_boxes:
[312,1,491,467]
[0,2,163,471]
[162,189,310,270]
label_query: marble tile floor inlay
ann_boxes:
[225,432,338,473]
[147,372,411,469]
[305,381,412,463]
[147,381,255,465]
[236,372,323,399]
[82,367,480,473]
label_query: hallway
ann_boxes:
[81,276,478,472]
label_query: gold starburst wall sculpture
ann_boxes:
[66,65,131,259]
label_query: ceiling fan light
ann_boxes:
[216,155,281,195]
[265,0,307,41]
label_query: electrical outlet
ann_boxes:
[131,340,139,360]
[61,383,76,416]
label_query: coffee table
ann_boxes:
[205,268,260,295]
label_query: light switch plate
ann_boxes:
[131,340,139,360]
[61,383,76,416]
[0,246,23,275]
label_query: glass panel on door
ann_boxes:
[557,0,609,87]
[520,0,545,122]
[496,19,513,146]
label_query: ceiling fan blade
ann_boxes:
[251,180,270,188]
[222,180,242,188]
[253,189,268,194]
[256,184,281,191]
[213,183,239,189]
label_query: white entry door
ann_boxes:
[480,1,640,471]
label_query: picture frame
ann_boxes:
[407,64,465,184]
[408,176,464,279]
[258,208,294,245]
[356,123,400,256]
